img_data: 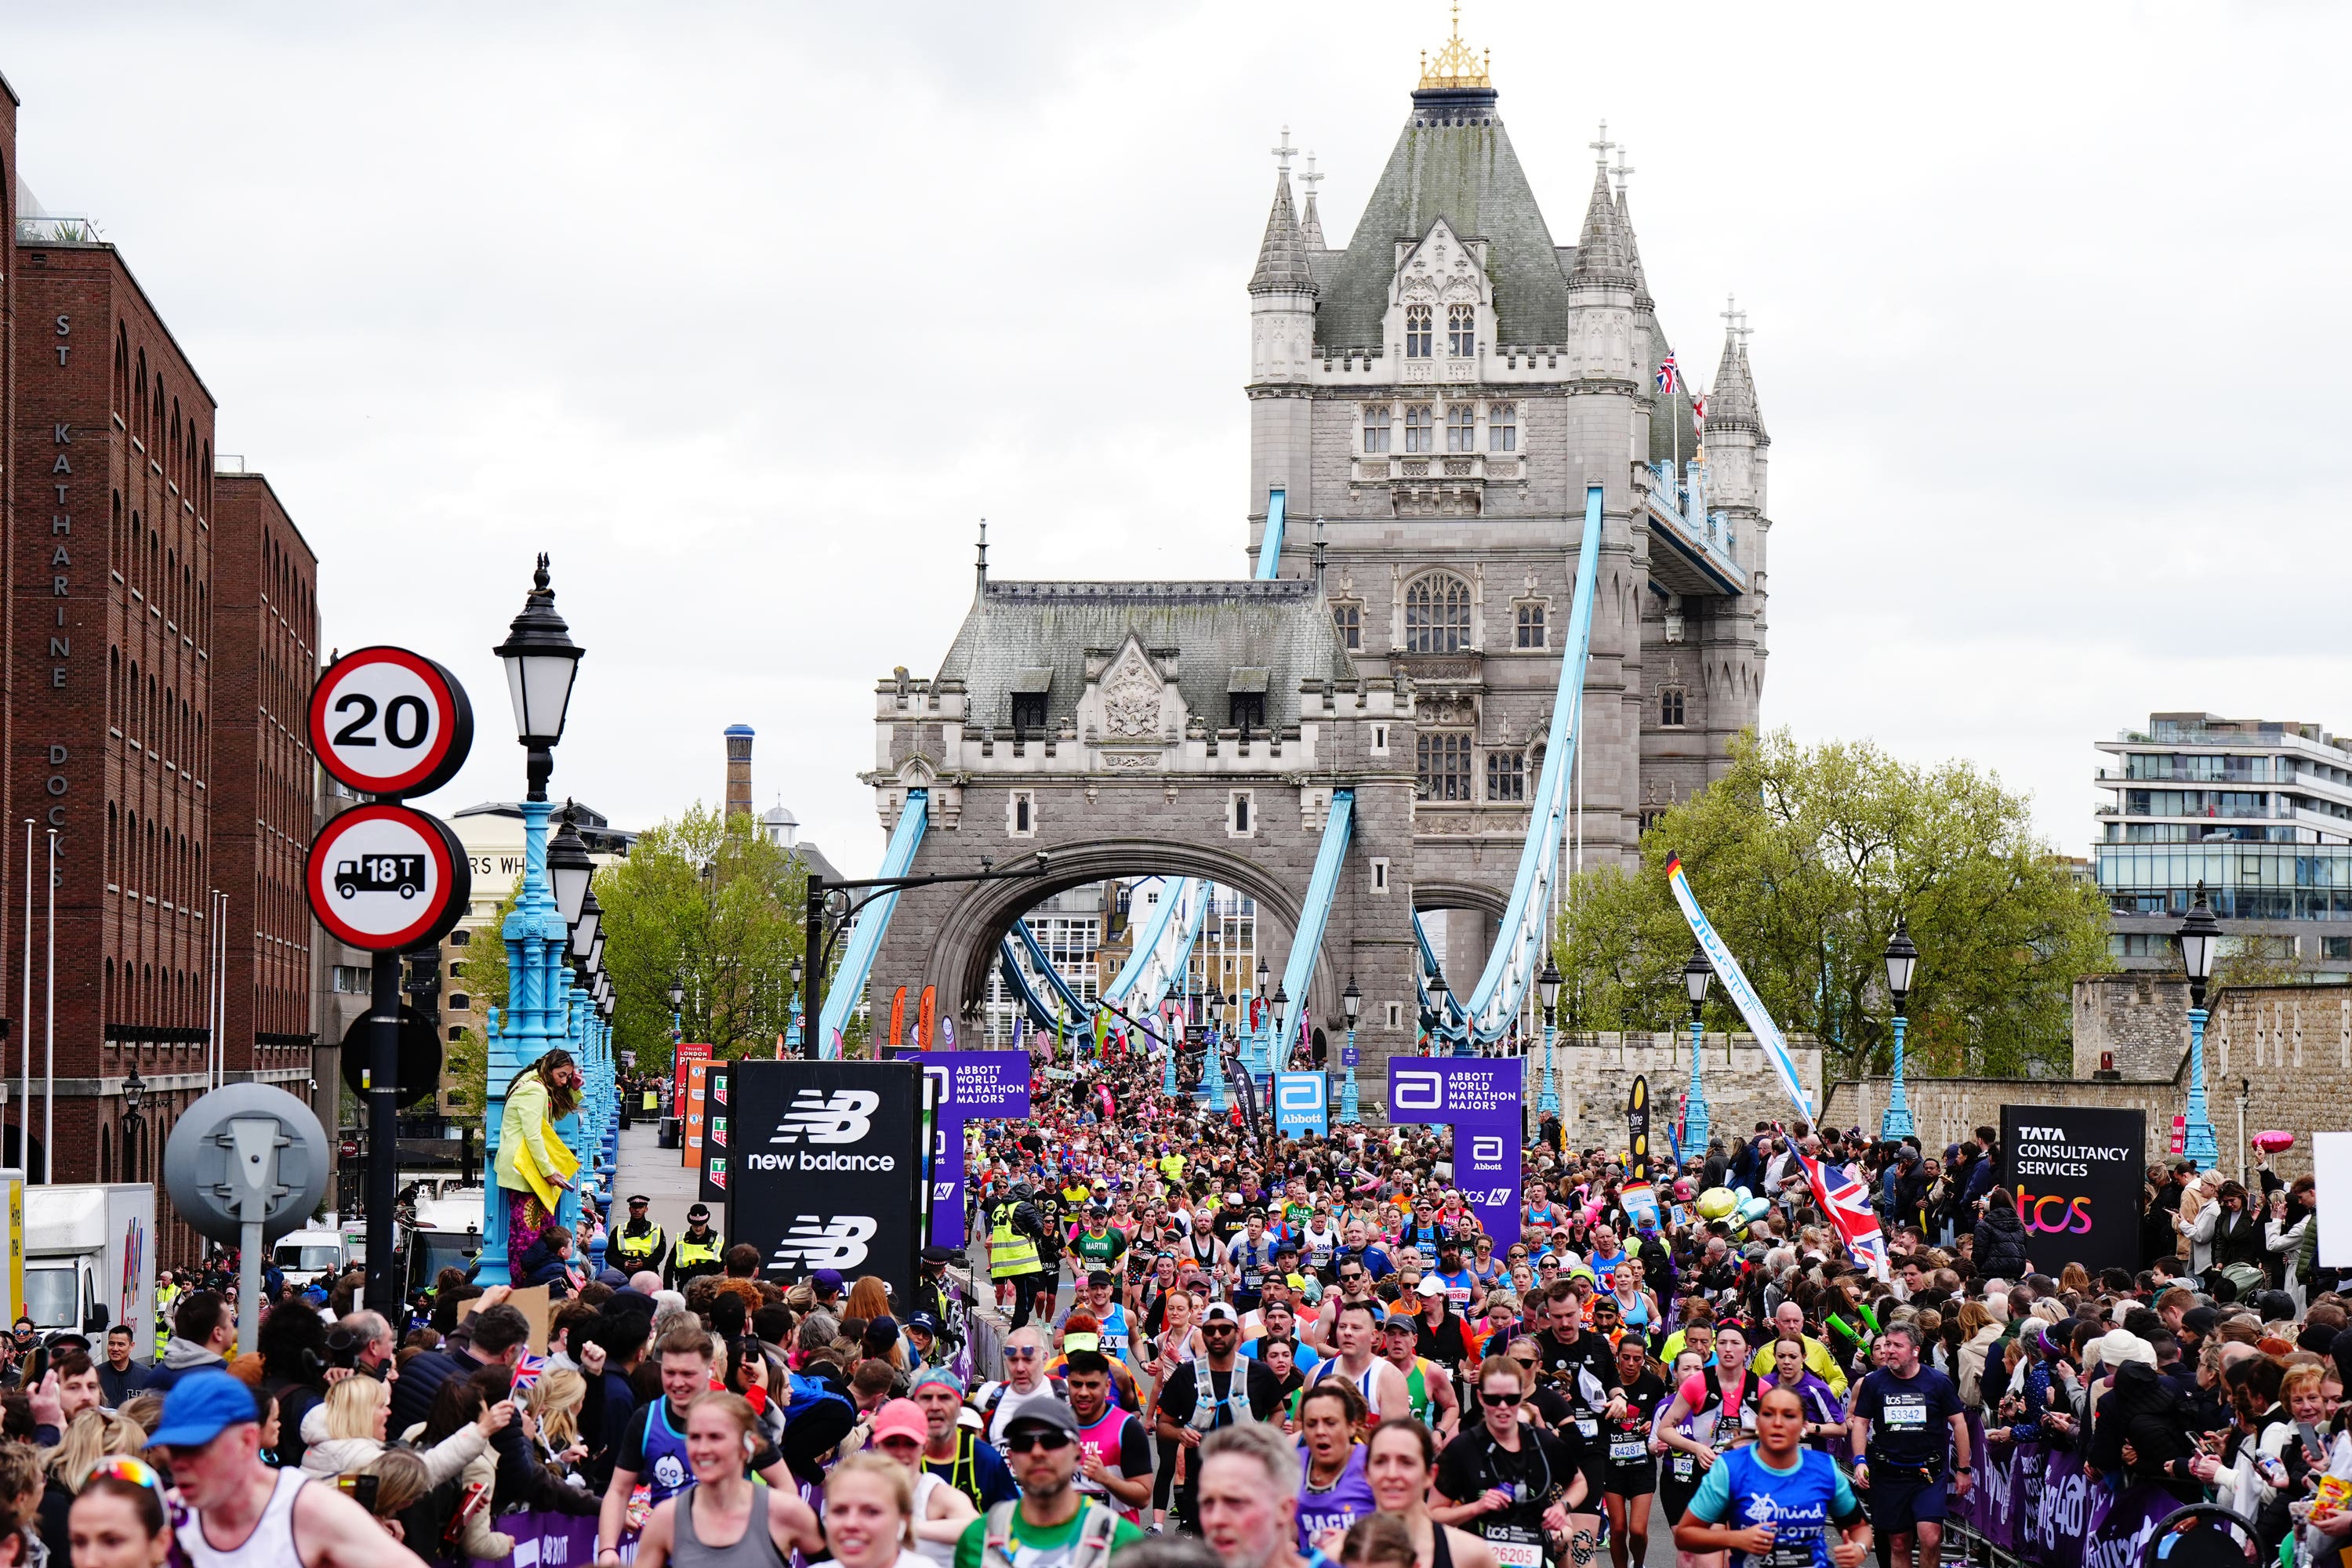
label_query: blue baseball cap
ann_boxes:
[147,1370,263,1447]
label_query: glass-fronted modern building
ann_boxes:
[2096,713,2352,972]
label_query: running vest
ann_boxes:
[180,1466,305,1568]
[1231,1235,1277,1294]
[1302,1223,1340,1271]
[1399,1358,1435,1422]
[989,1202,1040,1279]
[1714,1447,1847,1568]
[1695,1365,1759,1442]
[1186,1358,1260,1432]
[1073,1406,1140,1522]
[641,1399,697,1507]
[1297,1444,1377,1550]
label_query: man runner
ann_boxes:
[955,1399,1145,1568]
[1847,1322,1969,1568]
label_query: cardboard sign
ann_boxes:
[456,1283,552,1354]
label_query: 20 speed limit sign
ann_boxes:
[308,646,474,798]
[305,804,472,953]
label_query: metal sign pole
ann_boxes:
[365,953,402,1316]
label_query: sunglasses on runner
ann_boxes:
[1004,1429,1075,1454]
[1004,1348,1040,1360]
[1479,1392,1519,1407]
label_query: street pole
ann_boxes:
[804,873,825,1060]
[16,821,28,1178]
[1685,1013,1709,1159]
[1881,1010,1915,1140]
[365,923,401,1315]
[2183,1004,2218,1171]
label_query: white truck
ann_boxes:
[20,1184,156,1341]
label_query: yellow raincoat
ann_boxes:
[495,1072,579,1210]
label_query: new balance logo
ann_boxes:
[769,1214,877,1270]
[768,1089,880,1145]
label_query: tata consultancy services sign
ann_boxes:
[1998,1105,2145,1276]
[731,1060,922,1301]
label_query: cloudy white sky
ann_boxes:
[8,2,2346,869]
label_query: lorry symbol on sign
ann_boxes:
[335,855,425,900]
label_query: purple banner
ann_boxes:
[468,1509,599,1566]
[1387,1059,1522,1247]
[1951,1430,2183,1568]
[917,1051,1032,1248]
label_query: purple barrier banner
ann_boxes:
[466,1509,601,1566]
[1387,1059,1523,1247]
[1952,1430,2183,1568]
[916,1051,1032,1247]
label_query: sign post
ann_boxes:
[1998,1105,2146,1277]
[1388,1059,1523,1247]
[162,1085,331,1354]
[306,645,473,1319]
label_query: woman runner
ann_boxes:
[1600,1333,1669,1568]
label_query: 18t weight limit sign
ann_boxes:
[309,646,474,798]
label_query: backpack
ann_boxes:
[983,1500,1120,1568]
[785,1369,852,1421]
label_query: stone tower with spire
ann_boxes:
[1244,10,1771,945]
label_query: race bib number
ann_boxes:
[1486,1524,1546,1568]
[1883,1397,1928,1428]
[1577,1417,1600,1439]
[1669,1454,1696,1481]
[1610,1439,1646,1462]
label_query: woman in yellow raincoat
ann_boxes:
[497,1049,584,1281]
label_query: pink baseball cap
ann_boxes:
[872,1399,929,1445]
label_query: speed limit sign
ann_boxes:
[305,804,471,953]
[309,646,473,798]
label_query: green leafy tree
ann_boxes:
[442,883,517,1127]
[597,803,811,1073]
[1555,729,2112,1080]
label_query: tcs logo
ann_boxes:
[2013,1189,2092,1234]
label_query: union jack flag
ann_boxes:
[1799,1151,1889,1281]
[510,1351,549,1395]
[1656,354,1679,394]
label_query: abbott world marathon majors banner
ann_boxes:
[733,1060,923,1302]
[1999,1105,2145,1276]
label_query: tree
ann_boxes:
[442,883,517,1127]
[597,803,810,1073]
[1557,730,2113,1081]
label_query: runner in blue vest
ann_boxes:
[1671,1384,1871,1568]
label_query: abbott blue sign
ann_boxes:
[1274,1072,1328,1137]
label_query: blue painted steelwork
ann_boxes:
[816,789,930,1056]
[1437,485,1605,1045]
[1269,790,1355,1064]
[1103,877,1210,1014]
[1254,485,1287,581]
[996,936,1062,1030]
[1410,911,1467,1029]
[1015,917,1091,1018]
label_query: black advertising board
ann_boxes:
[1998,1105,2146,1277]
[730,1060,920,1300]
[699,1062,731,1206]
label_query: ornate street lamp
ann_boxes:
[547,804,593,929]
[121,1063,146,1181]
[1682,944,1714,1159]
[1880,917,1919,1141]
[570,886,601,964]
[1270,982,1290,1072]
[2177,884,2222,1170]
[1339,975,1363,1123]
[1537,960,1563,1116]
[493,554,584,800]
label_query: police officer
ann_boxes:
[612,1195,668,1277]
[666,1203,724,1289]
[989,1184,1053,1330]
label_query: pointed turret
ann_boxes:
[1614,185,1650,305]
[1738,340,1766,442]
[1249,170,1316,294]
[1708,330,1759,432]
[1300,154,1327,249]
[1571,164,1631,284]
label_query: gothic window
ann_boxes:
[1486,750,1526,801]
[1403,405,1434,454]
[1515,601,1546,649]
[1417,733,1472,801]
[1011,691,1047,735]
[1446,405,1475,452]
[1405,305,1432,358]
[1489,403,1516,452]
[1363,405,1392,453]
[1660,686,1687,728]
[1229,691,1265,733]
[1639,808,1668,833]
[1331,601,1362,651]
[1404,573,1471,653]
[1448,304,1475,358]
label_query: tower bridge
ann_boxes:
[830,14,1777,1112]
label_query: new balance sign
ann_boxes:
[732,1061,922,1301]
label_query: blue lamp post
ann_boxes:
[481,557,585,1283]
[1339,976,1362,1123]
[1879,917,1919,1141]
[786,956,805,1054]
[1537,960,1562,1116]
[2177,886,2222,1170]
[1682,944,1713,1162]
[1205,991,1231,1112]
[1247,957,1271,1079]
[1431,968,1467,1057]
[1269,982,1289,1076]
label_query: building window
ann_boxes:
[448,928,470,947]
[1417,733,1472,800]
[1009,791,1035,837]
[1486,750,1526,801]
[1515,601,1546,649]
[1229,691,1265,733]
[1370,724,1390,755]
[2325,936,2350,960]
[1362,405,1392,452]
[1489,402,1516,452]
[332,964,371,995]
[1404,573,1471,653]
[447,993,470,1012]
[1332,602,1362,651]
[1446,405,1475,452]
[1230,790,1255,837]
[1385,1000,1404,1030]
[1448,304,1475,358]
[1639,808,1668,833]
[1405,305,1432,358]
[1403,405,1433,453]
[1370,857,1391,894]
[1011,691,1047,735]
[1659,687,1687,728]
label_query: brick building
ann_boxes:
[0,74,19,1144]
[212,468,327,1130]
